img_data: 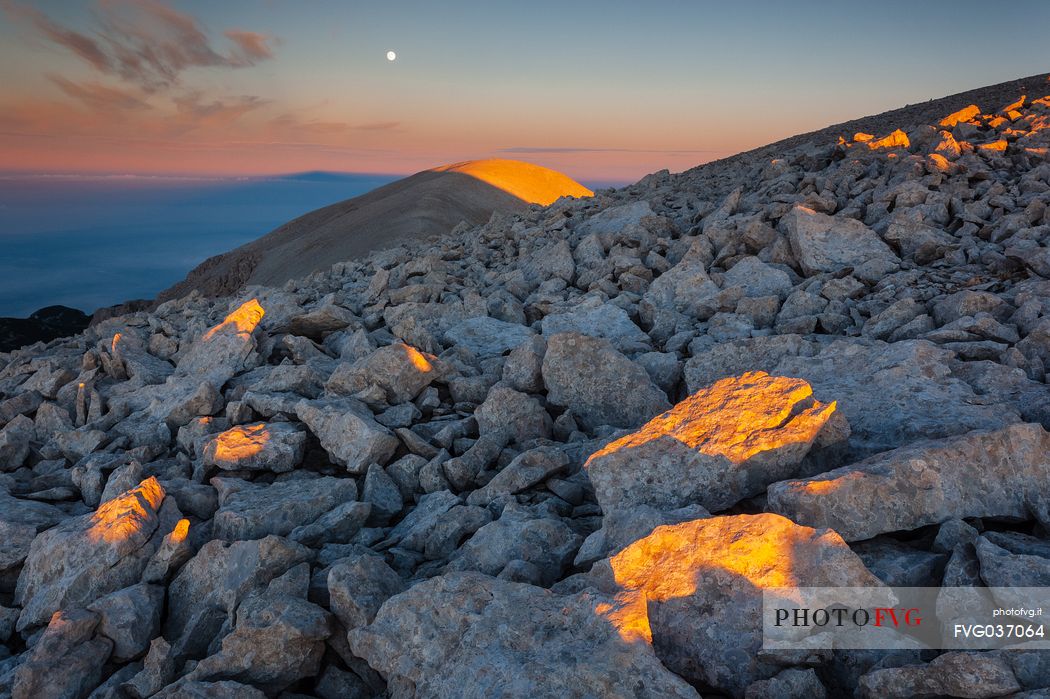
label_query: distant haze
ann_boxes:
[0,173,399,316]
[2,1,1048,183]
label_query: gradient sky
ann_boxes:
[2,0,1048,183]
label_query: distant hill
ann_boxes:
[156,159,593,302]
[0,305,89,352]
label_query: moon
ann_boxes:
[386,50,397,61]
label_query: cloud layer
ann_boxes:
[5,0,274,92]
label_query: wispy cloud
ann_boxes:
[267,115,403,137]
[171,91,269,129]
[223,30,275,64]
[4,0,275,92]
[352,121,401,131]
[48,74,150,112]
[501,146,722,154]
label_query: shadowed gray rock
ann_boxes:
[781,205,899,276]
[768,424,1050,541]
[296,397,398,474]
[444,503,581,586]
[184,593,332,694]
[443,316,536,359]
[772,339,1021,458]
[857,652,1020,699]
[211,476,358,541]
[542,332,669,430]
[349,572,700,698]
[326,342,439,404]
[10,608,112,699]
[165,535,311,651]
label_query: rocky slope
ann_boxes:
[1,74,1050,698]
[155,159,593,303]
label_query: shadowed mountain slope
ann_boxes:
[156,159,592,302]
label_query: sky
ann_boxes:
[1,0,1048,183]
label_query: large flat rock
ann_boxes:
[586,513,883,696]
[772,339,1021,458]
[348,572,700,698]
[586,371,840,513]
[15,478,167,632]
[768,423,1050,541]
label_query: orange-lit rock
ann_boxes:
[933,130,962,159]
[88,476,165,545]
[594,590,652,644]
[201,421,307,473]
[171,518,190,543]
[853,132,874,142]
[326,342,439,405]
[1000,95,1026,114]
[586,371,841,512]
[927,153,952,173]
[978,139,1008,152]
[174,298,266,384]
[586,514,883,696]
[940,104,981,127]
[141,514,195,583]
[15,478,167,631]
[868,129,910,150]
[202,298,265,342]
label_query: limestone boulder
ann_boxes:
[87,582,164,662]
[772,339,1020,457]
[857,652,1020,699]
[723,256,794,299]
[586,371,841,513]
[768,423,1050,541]
[211,476,358,541]
[326,342,439,404]
[474,385,552,442]
[9,608,112,699]
[165,535,311,653]
[684,334,817,392]
[642,257,721,321]
[186,592,331,694]
[295,397,398,474]
[781,205,899,276]
[540,303,651,354]
[175,298,265,380]
[443,316,535,359]
[574,504,710,568]
[348,572,700,698]
[542,332,669,430]
[14,477,167,632]
[327,553,406,631]
[466,445,568,506]
[586,514,883,696]
[201,421,307,473]
[444,503,581,586]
